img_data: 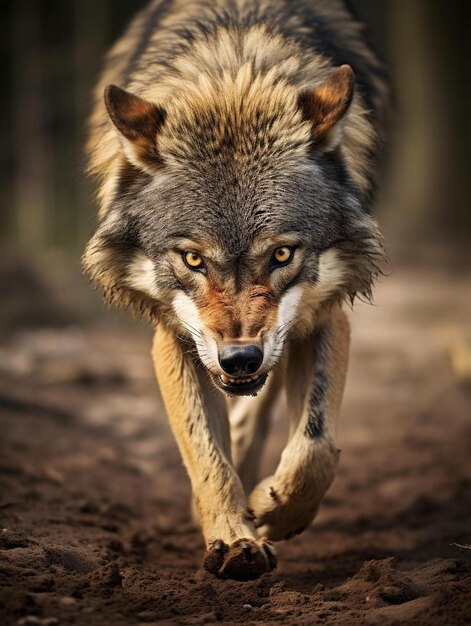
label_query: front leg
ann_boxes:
[229,369,281,494]
[249,306,349,541]
[152,324,276,580]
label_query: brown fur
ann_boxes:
[104,84,166,169]
[298,64,355,146]
[198,283,278,340]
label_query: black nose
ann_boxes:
[218,344,263,376]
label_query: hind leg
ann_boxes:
[248,306,349,541]
[229,371,281,494]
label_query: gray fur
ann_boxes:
[84,0,389,325]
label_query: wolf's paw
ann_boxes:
[249,476,317,542]
[203,537,277,581]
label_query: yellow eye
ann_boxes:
[183,251,204,270]
[273,246,293,265]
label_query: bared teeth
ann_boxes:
[219,374,261,386]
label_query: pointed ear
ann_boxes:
[104,84,166,172]
[298,65,354,151]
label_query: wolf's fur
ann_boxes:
[83,0,389,580]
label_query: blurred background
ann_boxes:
[0,1,469,330]
[0,3,470,624]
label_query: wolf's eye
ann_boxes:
[183,251,204,270]
[272,246,294,267]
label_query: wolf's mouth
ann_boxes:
[213,372,268,396]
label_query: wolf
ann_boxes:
[83,0,389,581]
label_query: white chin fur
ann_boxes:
[172,292,219,370]
[262,285,304,370]
[172,292,202,333]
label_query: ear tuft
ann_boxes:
[104,84,166,169]
[298,65,354,149]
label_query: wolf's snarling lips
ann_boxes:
[211,371,268,396]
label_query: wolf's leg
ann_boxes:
[152,324,277,580]
[248,306,349,541]
[229,371,281,494]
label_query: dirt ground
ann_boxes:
[1,265,470,626]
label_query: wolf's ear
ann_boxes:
[104,84,166,172]
[298,65,354,152]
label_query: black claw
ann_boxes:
[240,541,252,562]
[213,539,226,553]
[246,507,256,521]
[263,544,277,570]
[203,540,227,575]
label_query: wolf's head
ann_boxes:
[84,65,384,396]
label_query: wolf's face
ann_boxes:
[159,233,304,395]
[84,66,384,396]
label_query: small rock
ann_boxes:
[272,608,287,615]
[1,528,30,549]
[59,596,77,606]
[242,604,253,610]
[42,466,64,484]
[136,610,157,621]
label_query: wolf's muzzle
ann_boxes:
[218,344,263,377]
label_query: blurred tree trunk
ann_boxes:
[74,0,110,249]
[383,0,469,248]
[12,0,53,250]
